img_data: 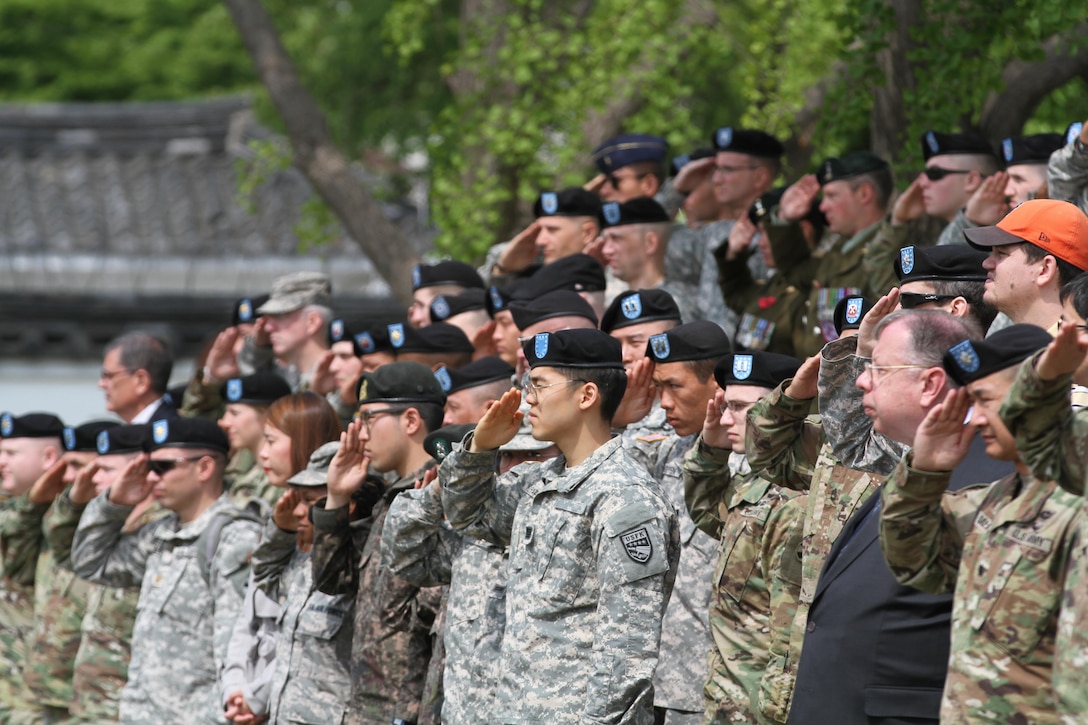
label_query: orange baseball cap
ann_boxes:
[964,199,1088,271]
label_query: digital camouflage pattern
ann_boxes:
[1046,141,1088,214]
[881,457,1081,722]
[310,471,444,725]
[227,462,279,517]
[666,220,739,334]
[71,493,260,724]
[440,435,680,725]
[682,436,804,724]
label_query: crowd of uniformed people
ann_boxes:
[3,118,1088,724]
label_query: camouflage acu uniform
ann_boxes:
[881,455,1080,721]
[382,484,508,725]
[440,436,680,724]
[71,493,260,725]
[935,209,975,247]
[1047,139,1088,214]
[228,463,279,516]
[310,470,444,725]
[682,436,804,724]
[250,518,353,725]
[666,221,740,333]
[0,493,43,720]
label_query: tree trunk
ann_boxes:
[222,0,419,306]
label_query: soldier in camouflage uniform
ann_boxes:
[440,329,680,724]
[71,417,260,725]
[882,325,1076,722]
[681,350,805,724]
[310,362,446,725]
[1048,120,1088,214]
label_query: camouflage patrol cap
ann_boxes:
[220,372,292,407]
[942,324,1051,386]
[509,255,607,300]
[600,289,682,333]
[645,320,731,363]
[524,329,624,370]
[715,351,802,389]
[257,272,332,315]
[412,261,484,292]
[355,361,447,407]
[148,417,229,455]
[423,424,475,462]
[429,289,487,323]
[533,188,602,218]
[63,420,120,453]
[286,441,339,487]
[0,412,65,440]
[95,424,149,455]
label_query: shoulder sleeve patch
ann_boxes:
[604,501,670,583]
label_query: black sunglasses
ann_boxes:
[899,292,958,309]
[922,166,970,182]
[147,456,205,475]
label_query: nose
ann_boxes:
[855,370,872,392]
[982,253,997,271]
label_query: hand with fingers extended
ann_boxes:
[584,174,608,195]
[326,421,372,510]
[784,355,821,401]
[252,317,272,349]
[612,357,656,428]
[673,156,715,194]
[469,388,524,451]
[273,488,300,532]
[1037,321,1088,381]
[965,171,1010,226]
[309,350,337,395]
[28,459,70,505]
[496,221,542,275]
[108,455,152,507]
[701,391,733,450]
[205,328,242,384]
[68,461,101,506]
[779,175,820,223]
[857,288,900,357]
[415,467,439,492]
[891,177,925,225]
[725,215,758,262]
[910,388,975,473]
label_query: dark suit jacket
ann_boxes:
[145,398,180,422]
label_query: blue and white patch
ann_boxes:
[431,296,451,320]
[603,202,621,226]
[63,427,77,451]
[388,323,405,349]
[96,430,110,455]
[356,332,375,354]
[330,319,345,341]
[411,265,422,290]
[534,333,550,360]
[949,340,980,373]
[649,333,670,360]
[237,298,254,322]
[732,354,753,380]
[845,298,864,325]
[1002,138,1014,163]
[716,127,733,149]
[0,413,12,438]
[541,192,558,215]
[926,131,939,154]
[1068,123,1084,145]
[621,293,643,320]
[900,246,915,275]
[489,286,505,311]
[152,419,169,444]
[435,366,452,392]
[226,378,243,402]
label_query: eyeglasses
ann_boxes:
[147,456,206,475]
[520,372,587,402]
[861,362,929,387]
[898,292,958,309]
[713,165,758,177]
[355,407,407,430]
[607,172,650,190]
[99,368,132,382]
[922,166,970,182]
[719,400,756,416]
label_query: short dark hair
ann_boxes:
[555,366,628,424]
[1023,242,1085,286]
[930,279,998,331]
[683,358,718,385]
[849,167,895,209]
[1060,272,1088,318]
[106,332,173,394]
[412,403,446,434]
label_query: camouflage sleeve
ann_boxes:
[310,502,366,596]
[178,369,225,420]
[0,494,48,586]
[71,491,157,588]
[817,335,908,475]
[250,518,299,596]
[879,453,988,594]
[681,436,733,538]
[935,209,972,246]
[211,521,262,693]
[657,180,685,218]
[1048,141,1088,212]
[43,489,84,569]
[237,335,276,376]
[440,439,526,548]
[999,353,1086,494]
[380,485,459,588]
[745,382,822,490]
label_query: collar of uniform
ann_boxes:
[154,493,237,542]
[385,462,435,500]
[730,470,774,510]
[840,218,883,256]
[984,472,1066,530]
[538,436,625,494]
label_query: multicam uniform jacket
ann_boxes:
[0,493,39,719]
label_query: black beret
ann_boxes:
[95,424,149,455]
[600,197,670,228]
[220,372,292,407]
[0,412,65,440]
[600,289,682,333]
[670,147,715,176]
[356,361,447,407]
[355,322,396,356]
[423,424,476,462]
[714,351,802,389]
[747,187,788,225]
[149,417,229,455]
[921,130,995,161]
[232,294,269,326]
[833,296,874,335]
[485,284,513,318]
[895,245,988,283]
[1001,134,1065,166]
[533,188,602,218]
[646,320,731,363]
[942,324,1052,386]
[63,420,121,453]
[328,318,362,355]
[818,151,890,186]
[592,134,668,173]
[430,288,488,323]
[509,255,607,300]
[392,322,474,355]
[508,290,599,331]
[435,356,514,395]
[412,261,484,292]
[712,127,784,158]
[524,329,624,370]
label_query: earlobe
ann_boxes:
[1036,256,1057,287]
[965,170,982,192]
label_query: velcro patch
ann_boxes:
[621,527,653,563]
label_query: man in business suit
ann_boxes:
[98,332,178,423]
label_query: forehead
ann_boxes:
[529,366,564,381]
[820,179,852,195]
[651,361,699,384]
[899,280,938,295]
[723,384,773,401]
[331,340,357,355]
[290,484,327,500]
[872,320,914,358]
[612,320,674,341]
[149,446,187,459]
[715,150,755,165]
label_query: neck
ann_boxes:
[176,488,221,525]
[557,418,613,468]
[628,261,665,290]
[291,341,328,378]
[1009,297,1061,329]
[1014,459,1031,477]
[397,444,434,481]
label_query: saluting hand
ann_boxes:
[779,175,820,223]
[910,388,975,473]
[27,459,69,505]
[326,421,371,509]
[724,215,758,262]
[205,327,241,383]
[497,221,542,274]
[965,171,1009,226]
[701,391,732,450]
[470,388,523,451]
[1037,321,1088,382]
[856,288,899,357]
[309,350,336,395]
[672,156,715,195]
[273,488,300,532]
[108,455,151,508]
[784,355,821,401]
[67,460,100,506]
[611,357,656,428]
[891,177,925,225]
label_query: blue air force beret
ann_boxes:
[232,294,269,326]
[942,324,1052,386]
[149,417,229,455]
[423,424,476,462]
[600,289,682,333]
[411,261,484,292]
[833,296,874,336]
[509,255,607,300]
[599,197,670,229]
[524,329,625,370]
[0,412,65,440]
[714,351,801,389]
[646,320,731,363]
[434,357,515,395]
[393,323,475,355]
[356,361,447,407]
[895,245,988,283]
[818,151,890,185]
[711,127,783,158]
[430,289,488,323]
[921,131,995,161]
[63,420,121,453]
[220,372,292,407]
[670,147,715,176]
[592,134,669,173]
[1001,134,1065,166]
[95,424,149,455]
[533,188,602,218]
[508,290,599,331]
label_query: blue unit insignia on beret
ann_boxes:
[238,299,253,322]
[432,296,451,320]
[388,323,405,349]
[541,192,558,215]
[489,286,505,311]
[435,366,452,393]
[63,427,76,451]
[733,354,753,380]
[950,340,980,373]
[1068,123,1083,145]
[900,246,915,275]
[845,298,864,325]
[926,131,939,154]
[535,333,549,360]
[649,333,670,360]
[0,414,12,437]
[716,127,733,148]
[603,202,621,226]
[411,265,422,290]
[330,319,344,341]
[1002,138,1014,163]
[621,293,643,320]
[356,332,375,354]
[226,378,243,402]
[96,430,110,454]
[152,419,169,444]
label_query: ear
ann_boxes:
[403,408,425,437]
[752,165,773,192]
[643,230,661,256]
[576,381,601,412]
[919,369,949,408]
[196,455,217,483]
[640,175,662,199]
[131,368,152,397]
[581,219,600,244]
[304,311,324,337]
[854,180,875,205]
[947,296,970,318]
[1036,255,1059,288]
[964,170,983,193]
[43,445,60,468]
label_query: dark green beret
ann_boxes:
[943,324,1052,386]
[0,412,64,440]
[423,424,476,462]
[921,130,994,161]
[646,320,731,363]
[430,289,488,323]
[714,351,801,389]
[96,424,149,455]
[895,245,988,283]
[63,420,120,453]
[600,197,670,229]
[412,261,484,292]
[149,417,229,454]
[509,255,607,300]
[747,187,788,225]
[818,151,889,186]
[712,127,783,158]
[533,188,602,218]
[220,372,292,407]
[435,356,514,394]
[524,329,624,369]
[356,361,447,407]
[600,289,682,333]
[508,290,598,331]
